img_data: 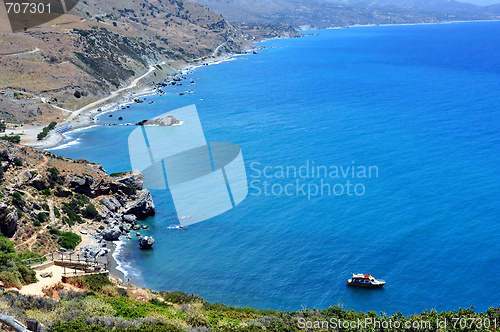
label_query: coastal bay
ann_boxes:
[48,21,500,315]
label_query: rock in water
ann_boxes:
[138,236,154,249]
[136,114,180,126]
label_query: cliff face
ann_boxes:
[0,141,153,254]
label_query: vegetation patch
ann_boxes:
[161,291,203,305]
[0,135,21,144]
[58,232,82,250]
[0,237,40,288]
[110,171,128,178]
[37,121,57,140]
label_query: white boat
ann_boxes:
[347,273,386,288]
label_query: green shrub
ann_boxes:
[75,193,90,205]
[49,319,183,332]
[49,228,61,236]
[161,291,203,304]
[41,188,52,196]
[17,251,44,261]
[83,274,113,292]
[0,237,38,287]
[47,167,62,186]
[0,271,22,288]
[82,203,101,221]
[58,232,82,250]
[62,216,73,227]
[17,264,37,284]
[33,220,41,227]
[38,212,47,223]
[62,202,84,225]
[109,171,127,178]
[0,135,21,144]
[105,297,151,319]
[54,206,60,218]
[11,191,24,207]
[0,236,15,253]
[62,193,92,224]
[82,296,116,316]
[41,202,50,211]
[37,122,57,140]
[101,284,120,298]
[116,287,128,298]
[13,157,23,166]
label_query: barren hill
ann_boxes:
[192,0,500,28]
[0,0,251,123]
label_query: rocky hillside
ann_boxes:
[192,0,500,29]
[0,140,154,256]
[0,0,252,123]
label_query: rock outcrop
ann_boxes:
[136,114,180,127]
[116,170,145,190]
[0,141,157,256]
[122,214,137,224]
[0,205,18,237]
[123,190,155,220]
[100,196,122,212]
[102,228,122,241]
[28,174,50,190]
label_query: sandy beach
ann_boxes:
[73,222,125,280]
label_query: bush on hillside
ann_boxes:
[82,203,101,221]
[0,237,38,287]
[58,232,82,250]
[161,291,203,304]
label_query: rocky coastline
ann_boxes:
[78,170,156,261]
[0,141,157,278]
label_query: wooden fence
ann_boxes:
[22,251,109,278]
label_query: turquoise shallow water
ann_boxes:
[50,21,500,314]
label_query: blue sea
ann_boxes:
[49,21,500,315]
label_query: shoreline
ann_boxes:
[25,19,500,150]
[24,50,249,150]
[21,18,498,298]
[25,48,252,286]
[106,241,124,280]
[299,18,500,32]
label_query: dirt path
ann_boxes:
[25,40,233,149]
[59,39,229,124]
[48,200,56,224]
[64,62,163,123]
[0,47,40,57]
[36,155,49,168]
[14,229,45,251]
